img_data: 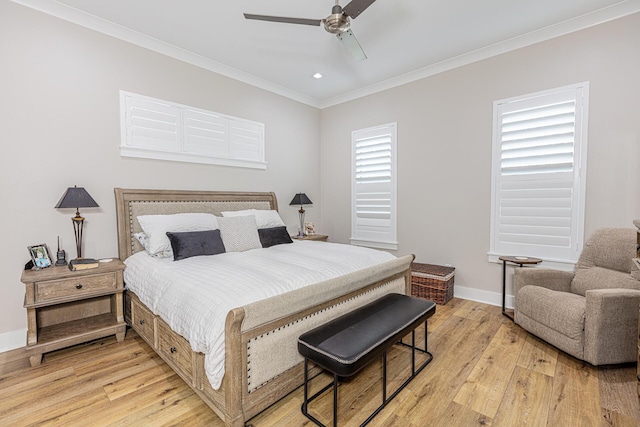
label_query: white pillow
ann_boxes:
[137,213,219,256]
[221,209,285,229]
[217,215,262,252]
[133,232,172,258]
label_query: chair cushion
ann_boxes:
[516,285,585,341]
[570,266,640,297]
[575,228,636,273]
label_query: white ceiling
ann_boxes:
[14,0,640,107]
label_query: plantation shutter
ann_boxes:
[124,95,181,152]
[120,91,266,169]
[351,123,398,250]
[229,119,264,162]
[490,83,589,262]
[183,108,227,157]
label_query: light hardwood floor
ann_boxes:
[1,298,638,426]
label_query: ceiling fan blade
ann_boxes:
[243,13,321,27]
[336,29,367,61]
[342,0,377,19]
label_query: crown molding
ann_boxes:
[12,0,640,110]
[319,1,640,108]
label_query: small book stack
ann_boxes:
[68,258,99,271]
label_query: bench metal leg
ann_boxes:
[382,351,387,403]
[302,358,335,427]
[333,373,338,427]
[301,319,433,427]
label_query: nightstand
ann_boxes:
[20,259,126,366]
[292,234,329,242]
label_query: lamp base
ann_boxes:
[298,208,306,237]
[71,215,85,259]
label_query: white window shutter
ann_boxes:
[183,108,228,157]
[490,83,589,263]
[123,94,181,152]
[229,118,264,162]
[120,91,266,169]
[351,123,398,250]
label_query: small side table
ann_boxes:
[292,234,328,242]
[499,256,542,321]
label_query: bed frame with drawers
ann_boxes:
[114,188,414,426]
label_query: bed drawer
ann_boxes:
[36,272,117,302]
[130,298,156,345]
[157,321,194,385]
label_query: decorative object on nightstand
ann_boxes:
[289,192,312,237]
[27,244,53,269]
[292,234,328,242]
[55,185,99,260]
[19,259,126,366]
[305,222,315,235]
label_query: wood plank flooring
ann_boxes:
[1,298,638,426]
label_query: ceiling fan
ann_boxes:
[244,0,377,61]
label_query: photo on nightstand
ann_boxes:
[305,222,315,235]
[28,244,52,269]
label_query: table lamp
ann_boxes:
[55,186,99,259]
[290,193,312,237]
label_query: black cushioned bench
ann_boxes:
[298,293,436,427]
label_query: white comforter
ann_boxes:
[124,240,395,390]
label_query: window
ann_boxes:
[351,122,398,250]
[120,91,266,169]
[489,82,589,265]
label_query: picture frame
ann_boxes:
[28,244,52,269]
[304,222,315,235]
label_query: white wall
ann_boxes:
[0,2,321,350]
[320,13,640,306]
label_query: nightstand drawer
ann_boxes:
[131,298,155,345]
[158,321,194,384]
[36,272,118,302]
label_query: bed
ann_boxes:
[114,188,414,426]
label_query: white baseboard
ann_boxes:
[0,329,26,353]
[454,285,513,310]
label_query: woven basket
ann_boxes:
[411,262,455,305]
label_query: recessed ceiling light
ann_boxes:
[313,73,323,79]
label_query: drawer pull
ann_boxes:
[139,319,145,325]
[75,284,83,289]
[170,347,177,354]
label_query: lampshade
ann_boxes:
[55,186,99,210]
[289,193,313,206]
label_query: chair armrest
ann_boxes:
[584,289,640,365]
[514,268,574,297]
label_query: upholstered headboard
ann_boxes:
[114,188,278,260]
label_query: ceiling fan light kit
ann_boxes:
[244,0,376,61]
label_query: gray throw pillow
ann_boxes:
[166,229,225,261]
[217,215,262,252]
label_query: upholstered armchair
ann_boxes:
[514,228,640,366]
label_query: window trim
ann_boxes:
[119,91,267,170]
[350,122,398,251]
[488,82,589,266]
